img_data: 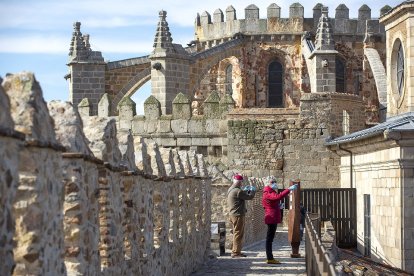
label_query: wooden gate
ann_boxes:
[281,188,357,248]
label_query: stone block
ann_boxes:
[213,9,224,23]
[159,137,176,147]
[289,3,304,18]
[131,117,145,134]
[0,80,14,129]
[77,97,91,117]
[172,93,191,119]
[204,91,221,119]
[188,119,205,133]
[48,101,93,156]
[226,5,236,21]
[98,93,110,117]
[313,3,323,23]
[177,137,191,146]
[358,4,371,20]
[210,137,225,146]
[157,119,171,133]
[145,120,158,134]
[335,4,349,19]
[267,3,280,18]
[191,137,210,146]
[171,119,188,134]
[83,117,122,166]
[201,11,211,25]
[3,72,57,144]
[118,96,136,121]
[119,118,132,131]
[205,120,220,133]
[144,95,161,120]
[245,4,259,20]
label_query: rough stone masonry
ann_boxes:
[0,72,211,276]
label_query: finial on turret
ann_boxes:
[159,10,167,18]
[314,6,335,51]
[74,22,81,32]
[152,10,175,54]
[69,21,89,61]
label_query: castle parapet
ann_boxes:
[0,71,212,276]
[195,3,385,42]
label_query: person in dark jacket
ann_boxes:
[262,177,297,264]
[227,174,256,258]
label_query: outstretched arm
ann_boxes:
[265,189,290,201]
[237,189,256,200]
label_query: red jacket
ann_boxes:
[262,186,290,224]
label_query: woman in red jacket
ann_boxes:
[262,178,297,264]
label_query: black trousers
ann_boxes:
[265,224,277,260]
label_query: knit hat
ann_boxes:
[233,174,243,181]
[232,174,243,184]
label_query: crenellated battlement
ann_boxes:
[194,3,390,42]
[0,72,212,275]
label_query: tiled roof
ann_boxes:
[325,112,414,145]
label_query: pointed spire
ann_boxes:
[68,22,89,62]
[314,6,335,51]
[153,10,175,54]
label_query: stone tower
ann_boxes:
[310,6,338,93]
[150,10,191,115]
[67,22,106,115]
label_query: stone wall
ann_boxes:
[0,72,211,276]
[338,143,414,273]
[111,90,366,188]
[3,73,66,275]
[0,78,23,276]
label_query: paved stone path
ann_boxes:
[192,228,306,276]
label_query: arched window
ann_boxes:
[268,61,283,107]
[397,42,404,96]
[336,58,345,93]
[225,64,233,95]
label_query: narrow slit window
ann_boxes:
[342,110,349,135]
[225,64,233,95]
[268,61,283,107]
[336,58,345,93]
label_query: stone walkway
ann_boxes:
[192,228,306,276]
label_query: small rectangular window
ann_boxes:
[342,110,350,135]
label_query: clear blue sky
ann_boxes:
[0,0,399,114]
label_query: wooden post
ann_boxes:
[288,179,301,258]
